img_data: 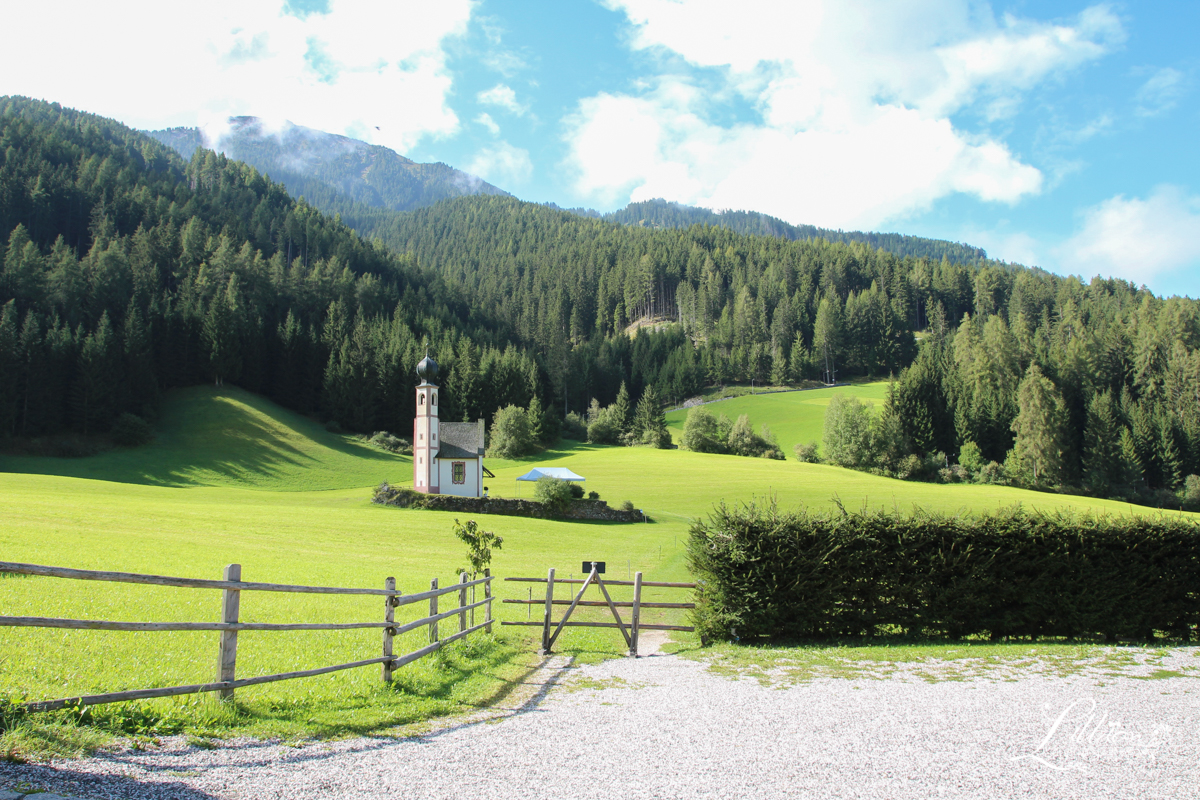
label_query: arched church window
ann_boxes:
[432,393,438,406]
[419,395,425,406]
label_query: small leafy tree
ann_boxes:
[487,404,534,458]
[534,476,573,511]
[793,441,820,462]
[957,440,985,478]
[727,414,757,456]
[682,406,726,453]
[452,518,503,577]
[822,394,875,469]
[586,403,619,444]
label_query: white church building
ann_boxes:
[412,355,489,497]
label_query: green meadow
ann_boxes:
[664,382,889,455]
[0,385,1189,752]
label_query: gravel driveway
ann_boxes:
[4,638,1198,800]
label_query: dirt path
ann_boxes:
[3,642,1198,800]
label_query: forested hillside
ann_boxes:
[3,97,1200,508]
[150,121,984,264]
[606,199,987,263]
[0,97,539,442]
[146,118,509,215]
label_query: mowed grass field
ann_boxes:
[664,382,889,454]
[1,385,1190,747]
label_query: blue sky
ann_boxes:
[4,1,1199,296]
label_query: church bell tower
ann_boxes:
[413,354,440,493]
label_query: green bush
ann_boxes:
[681,406,727,453]
[586,413,619,445]
[821,394,876,469]
[487,405,535,458]
[1184,474,1200,509]
[957,440,985,477]
[568,483,585,499]
[620,500,635,513]
[687,500,1200,643]
[587,490,600,500]
[111,413,153,447]
[367,431,410,454]
[792,441,820,463]
[534,476,573,510]
[562,411,589,440]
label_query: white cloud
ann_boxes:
[567,1,1122,229]
[1135,67,1186,117]
[1,0,472,154]
[959,228,1044,268]
[475,113,501,135]
[477,84,528,116]
[467,141,533,186]
[1056,186,1200,292]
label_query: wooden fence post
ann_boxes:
[458,572,468,633]
[540,568,555,654]
[483,568,493,634]
[630,572,643,658]
[217,564,241,701]
[429,578,439,644]
[382,576,396,683]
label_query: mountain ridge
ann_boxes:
[145,117,510,215]
[149,118,988,266]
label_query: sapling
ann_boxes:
[452,519,503,627]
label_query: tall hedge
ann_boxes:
[687,501,1200,642]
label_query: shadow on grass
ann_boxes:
[0,386,404,488]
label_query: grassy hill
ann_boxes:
[2,386,1190,745]
[0,386,408,491]
[664,382,890,456]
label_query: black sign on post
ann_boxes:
[582,561,606,574]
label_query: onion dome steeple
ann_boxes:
[416,354,439,384]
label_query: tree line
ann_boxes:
[4,97,1200,513]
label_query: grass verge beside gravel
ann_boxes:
[1,634,529,762]
[663,638,1200,686]
[0,628,637,764]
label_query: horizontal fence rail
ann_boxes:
[502,566,696,656]
[504,576,695,588]
[0,562,494,711]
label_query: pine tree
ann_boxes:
[123,305,158,418]
[812,294,842,385]
[203,274,245,387]
[17,310,49,436]
[73,312,119,435]
[0,300,19,437]
[1158,417,1184,491]
[1117,427,1144,491]
[1082,390,1122,495]
[632,385,670,448]
[1010,364,1067,486]
[527,394,546,444]
[610,380,632,435]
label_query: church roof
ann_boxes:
[437,421,484,459]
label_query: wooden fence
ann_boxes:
[0,560,493,712]
[501,563,695,656]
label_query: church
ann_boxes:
[412,355,490,497]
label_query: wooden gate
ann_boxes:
[501,562,695,656]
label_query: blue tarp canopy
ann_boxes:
[516,468,585,482]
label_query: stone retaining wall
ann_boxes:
[372,484,646,523]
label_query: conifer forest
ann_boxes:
[3,96,1199,507]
